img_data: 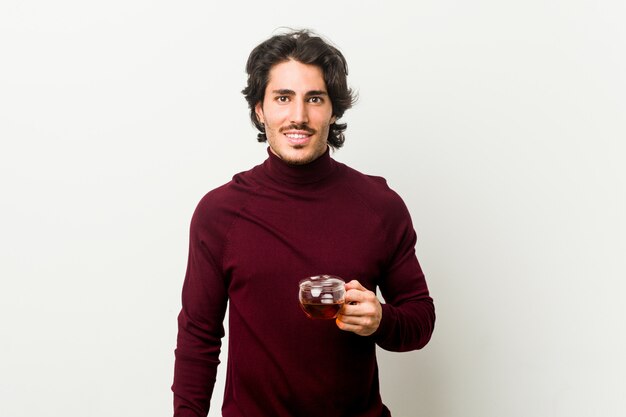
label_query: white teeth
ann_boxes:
[286,134,308,139]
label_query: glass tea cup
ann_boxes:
[298,275,346,319]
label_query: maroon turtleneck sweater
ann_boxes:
[173,148,435,417]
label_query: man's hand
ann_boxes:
[336,280,382,336]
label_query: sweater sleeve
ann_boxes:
[172,197,229,417]
[373,194,435,352]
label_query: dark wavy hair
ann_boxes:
[242,30,356,149]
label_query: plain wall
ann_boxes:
[1,1,624,416]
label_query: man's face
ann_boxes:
[255,60,336,165]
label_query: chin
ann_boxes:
[270,141,326,165]
[283,154,314,166]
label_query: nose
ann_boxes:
[290,100,309,125]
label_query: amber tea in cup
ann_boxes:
[298,275,345,319]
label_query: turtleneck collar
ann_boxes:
[262,147,336,185]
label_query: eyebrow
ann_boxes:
[271,89,328,96]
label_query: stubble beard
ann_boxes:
[268,124,330,166]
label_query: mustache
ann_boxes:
[279,124,316,134]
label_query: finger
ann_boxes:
[336,321,360,333]
[344,287,377,305]
[336,313,364,325]
[336,315,377,336]
[344,280,367,292]
[335,317,354,332]
[336,314,365,329]
[344,289,365,305]
[338,303,360,316]
[341,300,379,319]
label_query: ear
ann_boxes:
[254,102,264,125]
[330,115,337,124]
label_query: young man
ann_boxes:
[173,30,435,417]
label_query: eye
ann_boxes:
[308,96,323,104]
[276,96,289,103]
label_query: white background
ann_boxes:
[1,1,624,416]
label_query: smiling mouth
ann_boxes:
[285,133,311,139]
[284,132,312,146]
[282,125,315,145]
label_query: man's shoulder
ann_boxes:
[337,162,415,233]
[192,165,261,223]
[338,162,406,208]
